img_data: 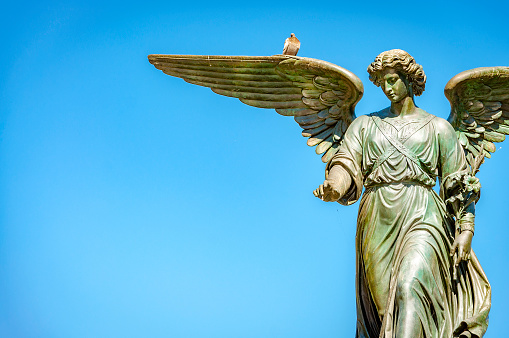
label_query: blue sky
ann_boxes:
[1,1,508,337]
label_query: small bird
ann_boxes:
[282,33,300,56]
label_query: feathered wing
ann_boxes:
[445,67,509,170]
[148,54,364,163]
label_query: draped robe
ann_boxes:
[326,111,491,338]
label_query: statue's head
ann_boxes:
[367,49,426,102]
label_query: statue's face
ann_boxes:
[381,68,409,103]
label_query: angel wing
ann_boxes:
[445,67,509,170]
[148,54,363,163]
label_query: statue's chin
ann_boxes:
[387,95,405,103]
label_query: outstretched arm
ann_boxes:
[313,166,352,202]
[312,115,366,204]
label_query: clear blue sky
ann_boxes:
[1,1,508,337]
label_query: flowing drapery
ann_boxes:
[326,112,491,338]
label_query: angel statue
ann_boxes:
[148,46,509,337]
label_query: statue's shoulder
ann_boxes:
[347,114,372,131]
[415,111,458,140]
[429,114,455,133]
[367,107,391,119]
[341,114,372,137]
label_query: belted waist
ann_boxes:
[364,180,434,190]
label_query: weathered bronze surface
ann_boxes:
[148,41,508,337]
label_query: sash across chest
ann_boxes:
[369,115,436,179]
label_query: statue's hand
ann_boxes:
[313,179,342,202]
[450,230,473,265]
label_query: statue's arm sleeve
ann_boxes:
[438,119,478,234]
[325,116,366,206]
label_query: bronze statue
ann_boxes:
[148,43,508,337]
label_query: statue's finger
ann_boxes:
[450,242,458,256]
[462,252,468,261]
[458,248,465,262]
[313,189,318,197]
[328,191,338,202]
[319,185,324,196]
[324,191,334,202]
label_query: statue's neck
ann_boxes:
[390,96,417,117]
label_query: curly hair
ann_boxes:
[367,49,426,96]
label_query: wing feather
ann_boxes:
[321,142,340,163]
[187,82,301,94]
[295,113,325,126]
[302,124,329,137]
[298,119,326,130]
[240,99,307,109]
[212,89,303,101]
[308,129,333,147]
[315,135,334,154]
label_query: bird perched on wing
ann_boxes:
[282,33,300,56]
